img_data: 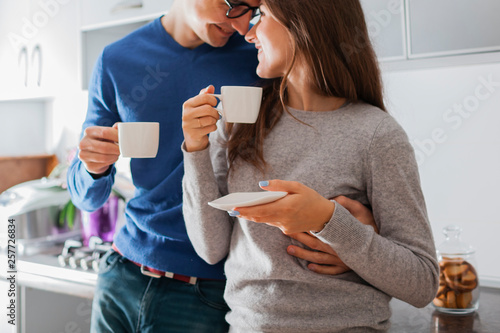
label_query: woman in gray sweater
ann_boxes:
[181,0,439,331]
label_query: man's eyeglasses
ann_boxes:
[224,0,260,19]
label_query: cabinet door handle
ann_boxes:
[31,44,42,87]
[111,0,143,14]
[18,46,28,87]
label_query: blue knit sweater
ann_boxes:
[67,17,259,279]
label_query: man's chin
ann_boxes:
[207,36,232,48]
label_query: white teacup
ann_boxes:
[118,122,159,158]
[209,86,263,123]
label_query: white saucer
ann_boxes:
[208,191,288,211]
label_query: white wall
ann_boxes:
[49,91,88,164]
[0,101,49,156]
[382,62,500,287]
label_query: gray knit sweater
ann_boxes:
[182,102,439,332]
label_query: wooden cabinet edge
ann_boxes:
[0,154,59,193]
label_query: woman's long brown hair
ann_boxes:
[227,0,385,174]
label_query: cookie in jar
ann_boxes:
[433,225,479,314]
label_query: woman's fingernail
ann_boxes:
[259,181,269,187]
[287,246,295,255]
[228,211,240,217]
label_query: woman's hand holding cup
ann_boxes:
[182,85,220,152]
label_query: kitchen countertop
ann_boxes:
[389,286,500,333]
[16,253,97,299]
[0,246,98,299]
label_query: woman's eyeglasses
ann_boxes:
[224,0,261,19]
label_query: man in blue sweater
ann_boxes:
[67,0,372,331]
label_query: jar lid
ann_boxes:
[437,225,475,256]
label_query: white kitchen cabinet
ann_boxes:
[28,0,80,92]
[79,0,174,90]
[0,1,31,94]
[22,287,92,333]
[0,0,79,100]
[360,0,406,61]
[80,0,171,30]
[0,0,81,162]
[407,0,500,58]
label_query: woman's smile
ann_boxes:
[245,4,293,79]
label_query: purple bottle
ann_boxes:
[81,195,120,246]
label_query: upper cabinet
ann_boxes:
[29,0,80,91]
[2,0,500,96]
[0,0,33,95]
[0,0,79,99]
[81,0,171,30]
[407,0,500,58]
[359,0,500,65]
[79,0,173,90]
[361,0,406,61]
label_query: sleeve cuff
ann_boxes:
[312,200,373,252]
[78,163,115,183]
[89,165,113,179]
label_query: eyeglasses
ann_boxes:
[224,0,261,19]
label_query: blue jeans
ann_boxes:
[90,250,230,333]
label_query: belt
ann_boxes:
[138,264,198,284]
[112,244,201,285]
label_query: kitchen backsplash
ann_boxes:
[383,62,500,287]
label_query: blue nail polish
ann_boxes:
[228,211,240,217]
[259,181,269,187]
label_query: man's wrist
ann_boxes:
[89,166,112,179]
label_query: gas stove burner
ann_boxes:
[57,236,111,272]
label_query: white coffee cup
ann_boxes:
[209,86,263,123]
[117,122,159,158]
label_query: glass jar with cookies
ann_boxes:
[433,225,479,314]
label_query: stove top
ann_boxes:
[15,236,112,298]
[56,237,111,273]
